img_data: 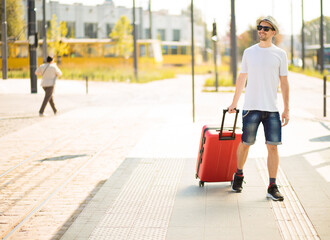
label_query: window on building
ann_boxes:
[135,24,140,39]
[148,44,154,57]
[84,23,98,38]
[66,22,76,38]
[162,45,168,55]
[37,21,50,37]
[87,44,98,57]
[157,29,166,41]
[37,21,43,37]
[180,46,187,55]
[106,24,114,37]
[144,29,151,39]
[139,44,146,57]
[71,44,84,57]
[104,44,116,57]
[170,45,178,55]
[173,29,180,41]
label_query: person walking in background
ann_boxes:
[227,16,290,201]
[35,56,62,117]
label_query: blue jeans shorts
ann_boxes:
[242,110,282,145]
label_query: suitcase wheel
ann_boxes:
[199,181,204,187]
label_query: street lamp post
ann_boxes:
[320,0,324,74]
[191,0,195,123]
[301,0,305,70]
[212,21,218,92]
[291,0,294,65]
[132,0,138,81]
[148,0,152,39]
[28,0,38,93]
[42,0,47,63]
[230,0,237,84]
[1,0,8,79]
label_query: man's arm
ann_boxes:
[228,73,248,113]
[35,67,42,76]
[280,75,290,126]
[55,65,62,77]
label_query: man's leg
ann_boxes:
[263,112,284,201]
[231,143,250,192]
[237,142,250,170]
[48,87,57,114]
[232,110,260,192]
[39,87,52,114]
[266,144,279,179]
[266,144,283,201]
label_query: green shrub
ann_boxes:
[289,65,329,80]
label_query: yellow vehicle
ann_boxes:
[161,41,203,66]
[0,39,163,70]
[0,39,202,70]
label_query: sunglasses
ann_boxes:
[257,25,275,32]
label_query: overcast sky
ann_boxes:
[56,0,330,36]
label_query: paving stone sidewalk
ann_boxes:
[1,73,329,239]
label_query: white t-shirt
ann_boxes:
[240,44,288,112]
[35,63,62,87]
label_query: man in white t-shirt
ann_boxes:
[228,16,290,201]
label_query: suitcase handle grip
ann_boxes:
[219,109,239,140]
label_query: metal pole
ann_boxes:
[191,0,195,123]
[212,21,218,92]
[323,75,326,117]
[28,0,38,93]
[148,0,152,39]
[320,0,324,73]
[42,0,47,63]
[214,40,218,92]
[1,0,8,79]
[230,0,237,84]
[86,76,88,94]
[133,0,138,81]
[291,0,294,65]
[301,0,305,70]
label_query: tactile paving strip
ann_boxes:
[256,158,320,240]
[89,158,185,240]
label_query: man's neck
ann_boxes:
[258,40,273,48]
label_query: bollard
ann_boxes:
[85,76,88,94]
[324,75,327,117]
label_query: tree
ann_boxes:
[110,16,133,59]
[181,4,204,25]
[237,26,254,57]
[0,0,26,40]
[305,16,330,45]
[47,14,69,63]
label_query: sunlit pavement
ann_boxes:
[0,72,329,239]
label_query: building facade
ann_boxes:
[21,0,205,48]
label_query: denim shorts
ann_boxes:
[242,110,282,145]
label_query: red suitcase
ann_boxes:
[196,109,242,187]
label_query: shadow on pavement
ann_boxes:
[38,154,88,162]
[309,135,330,142]
[52,180,107,240]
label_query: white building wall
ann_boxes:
[21,0,205,47]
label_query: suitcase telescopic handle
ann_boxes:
[219,109,239,140]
